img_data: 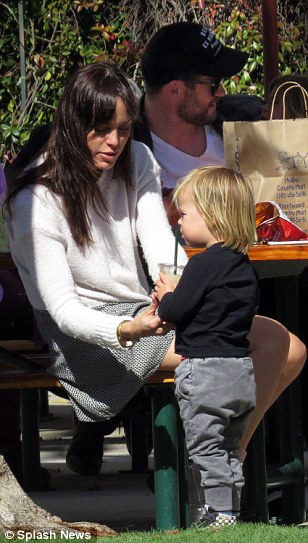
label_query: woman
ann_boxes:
[4,62,187,421]
[4,63,306,442]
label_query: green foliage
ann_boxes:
[110,523,308,543]
[202,1,307,95]
[206,4,265,94]
[0,0,142,161]
[0,0,307,162]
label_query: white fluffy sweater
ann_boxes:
[6,141,187,350]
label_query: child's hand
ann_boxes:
[154,272,175,301]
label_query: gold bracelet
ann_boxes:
[116,320,135,348]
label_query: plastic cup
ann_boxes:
[158,263,184,287]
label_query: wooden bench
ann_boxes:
[0,341,184,528]
[0,340,176,497]
[0,340,61,490]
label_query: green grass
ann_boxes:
[109,524,308,543]
[1,523,308,543]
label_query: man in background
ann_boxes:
[134,21,262,225]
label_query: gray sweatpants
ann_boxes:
[174,356,256,512]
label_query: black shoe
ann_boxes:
[66,442,103,476]
[190,506,207,524]
[66,418,105,476]
[193,507,237,529]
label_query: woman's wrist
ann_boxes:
[116,320,136,348]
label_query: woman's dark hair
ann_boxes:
[269,74,308,118]
[5,62,139,246]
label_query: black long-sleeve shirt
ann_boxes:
[158,243,259,358]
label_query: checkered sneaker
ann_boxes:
[193,507,237,529]
[209,513,237,528]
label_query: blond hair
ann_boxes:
[173,166,256,254]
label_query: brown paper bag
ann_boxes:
[223,82,308,232]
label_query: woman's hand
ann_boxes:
[119,298,173,343]
[154,272,175,302]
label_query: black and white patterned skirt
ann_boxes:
[34,302,174,421]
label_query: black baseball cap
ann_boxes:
[141,22,249,85]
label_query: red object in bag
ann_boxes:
[256,201,308,242]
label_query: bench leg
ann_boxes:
[242,420,269,522]
[129,419,150,473]
[151,385,181,531]
[20,388,41,491]
[39,389,50,419]
[177,413,190,528]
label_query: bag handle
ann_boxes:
[270,81,308,120]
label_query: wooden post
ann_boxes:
[261,0,279,98]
